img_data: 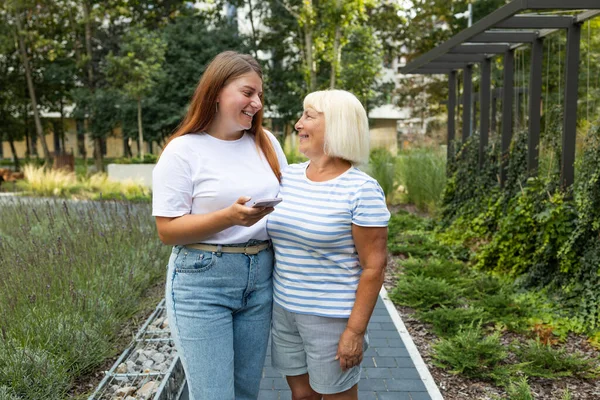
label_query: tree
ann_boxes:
[138,14,247,145]
[340,24,384,111]
[104,26,166,160]
[3,0,53,165]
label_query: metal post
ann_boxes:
[561,23,581,188]
[501,49,515,186]
[462,65,473,141]
[528,38,544,176]
[492,92,497,134]
[480,58,491,167]
[472,96,478,134]
[448,71,457,165]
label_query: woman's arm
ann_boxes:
[155,196,274,245]
[336,224,388,370]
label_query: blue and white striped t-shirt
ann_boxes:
[267,162,391,318]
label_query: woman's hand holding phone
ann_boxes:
[227,196,275,227]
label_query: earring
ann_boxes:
[215,103,219,113]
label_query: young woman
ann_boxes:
[152,51,287,400]
[268,90,389,399]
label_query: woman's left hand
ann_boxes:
[335,328,364,371]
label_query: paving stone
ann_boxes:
[263,367,281,378]
[364,367,392,379]
[257,390,279,400]
[358,378,387,391]
[259,379,273,390]
[364,348,377,357]
[373,357,397,367]
[377,347,410,357]
[377,393,412,400]
[372,308,389,316]
[370,338,390,348]
[278,390,292,400]
[357,391,377,400]
[273,378,289,390]
[369,330,399,338]
[395,357,417,368]
[369,315,391,323]
[390,368,421,379]
[409,392,433,400]
[386,379,427,392]
[380,322,398,331]
[362,357,376,367]
[387,338,406,348]
[367,322,382,330]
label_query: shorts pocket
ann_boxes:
[174,249,217,273]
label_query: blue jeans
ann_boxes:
[165,241,273,400]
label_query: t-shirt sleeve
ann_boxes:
[152,145,193,217]
[266,130,288,173]
[351,180,391,227]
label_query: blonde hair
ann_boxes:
[303,90,369,165]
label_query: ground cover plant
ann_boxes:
[16,165,151,202]
[0,198,170,399]
[387,210,600,399]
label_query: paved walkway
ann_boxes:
[180,288,442,400]
[257,288,442,400]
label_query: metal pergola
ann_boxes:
[401,0,600,187]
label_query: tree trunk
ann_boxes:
[23,105,31,158]
[14,13,52,165]
[60,96,66,151]
[93,137,103,172]
[330,26,341,89]
[305,28,316,91]
[138,97,145,160]
[83,0,103,172]
[246,0,259,59]
[8,137,20,171]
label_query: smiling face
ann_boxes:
[295,107,326,160]
[214,71,263,136]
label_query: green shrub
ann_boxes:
[113,153,158,164]
[462,274,506,299]
[432,325,507,379]
[388,231,451,258]
[418,306,490,338]
[505,377,534,400]
[402,257,470,285]
[396,148,446,213]
[514,340,598,379]
[391,276,462,311]
[472,291,532,331]
[388,210,430,236]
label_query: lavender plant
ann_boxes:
[0,198,169,399]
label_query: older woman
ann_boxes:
[267,90,390,399]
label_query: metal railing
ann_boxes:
[88,299,186,400]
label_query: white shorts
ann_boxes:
[270,302,369,394]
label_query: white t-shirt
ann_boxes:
[152,131,287,244]
[267,162,390,318]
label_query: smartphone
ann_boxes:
[251,198,283,208]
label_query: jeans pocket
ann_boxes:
[174,249,217,273]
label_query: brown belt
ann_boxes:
[184,242,270,255]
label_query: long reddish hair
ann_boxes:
[166,51,281,181]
